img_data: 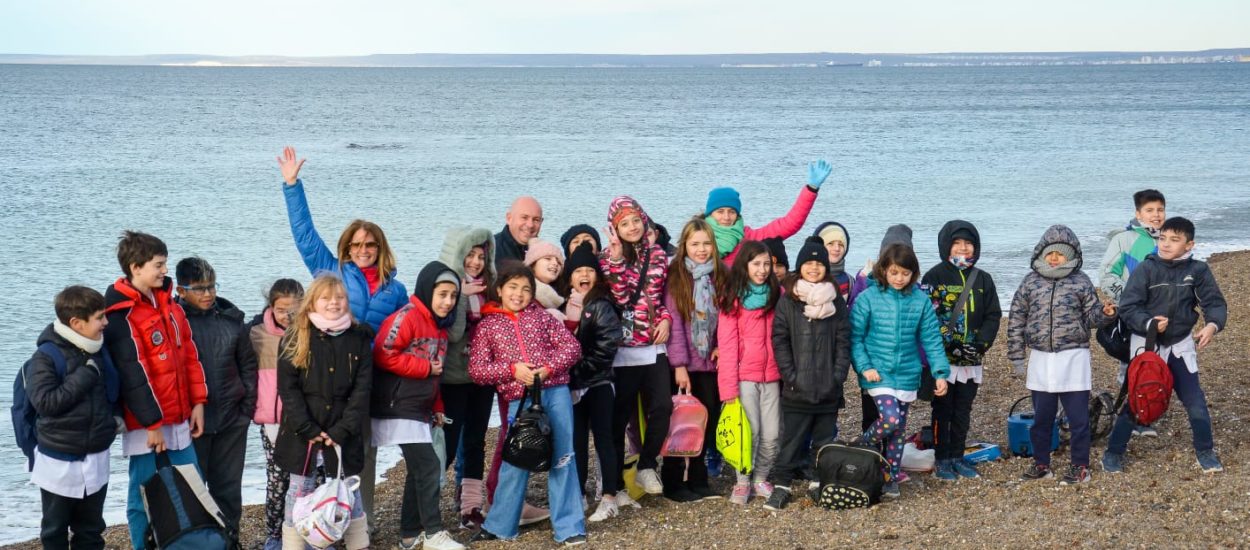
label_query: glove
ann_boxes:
[948,342,981,361]
[564,290,586,321]
[807,160,833,189]
[1011,359,1027,378]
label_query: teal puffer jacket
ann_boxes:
[850,279,950,392]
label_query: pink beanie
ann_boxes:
[523,239,564,268]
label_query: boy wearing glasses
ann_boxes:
[104,231,207,549]
[174,256,257,544]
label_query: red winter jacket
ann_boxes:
[469,301,581,402]
[104,277,208,431]
[716,301,780,402]
[371,296,445,419]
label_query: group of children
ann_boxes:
[21,145,1229,549]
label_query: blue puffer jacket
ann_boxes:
[284,180,408,331]
[850,278,950,392]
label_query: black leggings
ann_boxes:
[440,382,495,480]
[931,380,979,461]
[613,357,673,487]
[574,384,620,495]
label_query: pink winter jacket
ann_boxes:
[248,308,286,425]
[600,242,672,348]
[716,302,780,401]
[723,186,819,265]
[469,301,582,402]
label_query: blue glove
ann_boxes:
[807,160,833,189]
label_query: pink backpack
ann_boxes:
[661,393,708,457]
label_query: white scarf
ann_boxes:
[53,319,103,354]
[535,282,566,321]
[794,280,837,320]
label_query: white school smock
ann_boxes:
[122,421,193,457]
[947,365,984,385]
[30,448,110,499]
[1026,348,1091,393]
[371,418,433,446]
[1130,333,1198,373]
[866,387,919,403]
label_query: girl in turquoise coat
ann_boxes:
[850,243,951,499]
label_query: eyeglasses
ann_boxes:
[349,241,380,251]
[179,283,218,295]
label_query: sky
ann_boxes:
[2,0,1246,56]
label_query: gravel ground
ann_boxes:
[7,250,1249,549]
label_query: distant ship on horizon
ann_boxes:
[824,61,863,67]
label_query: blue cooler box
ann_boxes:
[1007,412,1060,457]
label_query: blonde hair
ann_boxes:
[337,220,397,281]
[282,274,353,369]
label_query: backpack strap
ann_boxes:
[36,342,68,378]
[1113,317,1159,415]
[944,268,980,336]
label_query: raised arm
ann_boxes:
[278,146,338,275]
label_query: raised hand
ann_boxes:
[277,146,306,186]
[807,159,833,189]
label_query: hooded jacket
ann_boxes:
[1119,254,1227,347]
[600,196,672,348]
[438,226,497,385]
[1007,225,1114,363]
[812,221,854,303]
[246,309,287,425]
[24,324,119,458]
[283,180,409,332]
[371,262,460,423]
[469,301,582,402]
[105,277,208,431]
[850,278,951,392]
[274,322,373,477]
[920,220,1003,367]
[179,296,257,433]
[1098,220,1158,305]
[772,290,851,411]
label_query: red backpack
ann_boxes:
[1114,320,1173,425]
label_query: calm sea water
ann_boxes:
[0,64,1248,543]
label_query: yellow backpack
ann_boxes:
[715,398,753,475]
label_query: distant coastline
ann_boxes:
[1,48,1248,68]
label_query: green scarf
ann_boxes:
[741,282,770,310]
[706,215,745,258]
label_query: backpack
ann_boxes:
[502,381,553,472]
[141,452,232,549]
[12,342,66,469]
[1113,319,1173,426]
[660,392,707,457]
[1096,317,1133,363]
[812,443,887,510]
[714,398,753,475]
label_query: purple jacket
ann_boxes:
[664,287,718,373]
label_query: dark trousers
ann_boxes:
[860,390,878,432]
[1107,352,1214,455]
[574,384,620,495]
[612,358,673,487]
[1031,390,1090,467]
[440,382,495,480]
[399,442,444,537]
[192,421,248,538]
[40,485,107,550]
[931,380,980,461]
[772,408,840,486]
[662,371,720,491]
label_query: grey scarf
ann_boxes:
[686,257,717,359]
[1032,257,1080,280]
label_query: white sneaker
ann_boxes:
[423,530,466,550]
[635,468,664,495]
[588,496,619,522]
[614,491,642,509]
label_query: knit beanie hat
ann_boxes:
[763,237,789,269]
[560,224,601,255]
[705,187,742,216]
[565,241,598,275]
[879,224,914,255]
[1040,242,1076,263]
[523,239,564,268]
[608,195,651,230]
[950,227,976,245]
[795,236,830,272]
[818,224,848,247]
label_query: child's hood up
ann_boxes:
[438,225,496,281]
[1030,224,1084,268]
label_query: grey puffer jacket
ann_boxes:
[1007,225,1113,363]
[438,226,497,386]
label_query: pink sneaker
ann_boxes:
[752,481,774,500]
[729,482,751,505]
[896,471,911,484]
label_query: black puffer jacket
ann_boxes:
[569,297,622,390]
[275,323,373,478]
[25,324,118,457]
[772,292,851,411]
[180,297,257,433]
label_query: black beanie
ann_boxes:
[795,236,830,272]
[763,237,789,269]
[566,241,599,276]
[560,224,602,255]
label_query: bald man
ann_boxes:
[495,196,544,264]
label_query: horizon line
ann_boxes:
[3,47,1249,58]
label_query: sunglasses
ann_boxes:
[349,241,380,251]
[179,283,219,295]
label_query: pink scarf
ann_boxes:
[262,308,287,337]
[309,312,352,335]
[794,280,837,320]
[463,275,486,322]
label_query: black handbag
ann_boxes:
[502,381,553,472]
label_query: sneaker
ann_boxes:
[459,508,485,530]
[1060,465,1092,485]
[263,537,282,550]
[895,471,911,484]
[424,530,466,550]
[635,468,664,495]
[729,482,751,505]
[690,484,722,500]
[588,496,620,522]
[398,535,421,550]
[614,491,642,510]
[808,480,820,492]
[763,486,791,511]
[519,502,550,526]
[663,487,701,503]
[469,529,500,543]
[562,534,588,547]
[1101,452,1125,474]
[1021,463,1054,480]
[1197,449,1224,473]
[752,481,774,500]
[1133,425,1159,438]
[881,481,901,499]
[934,459,958,481]
[953,460,980,479]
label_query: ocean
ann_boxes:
[0,63,1247,544]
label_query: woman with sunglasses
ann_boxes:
[277,146,410,533]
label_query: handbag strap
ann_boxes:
[944,267,980,336]
[625,246,652,310]
[1113,317,1159,414]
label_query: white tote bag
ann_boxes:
[293,446,361,549]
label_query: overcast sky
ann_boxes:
[3,0,1246,56]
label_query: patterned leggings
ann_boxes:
[260,427,291,541]
[862,395,910,480]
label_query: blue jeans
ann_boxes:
[1031,390,1090,467]
[1107,352,1214,455]
[126,444,200,550]
[482,385,585,543]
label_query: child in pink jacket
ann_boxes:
[716,240,783,505]
[704,160,832,265]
